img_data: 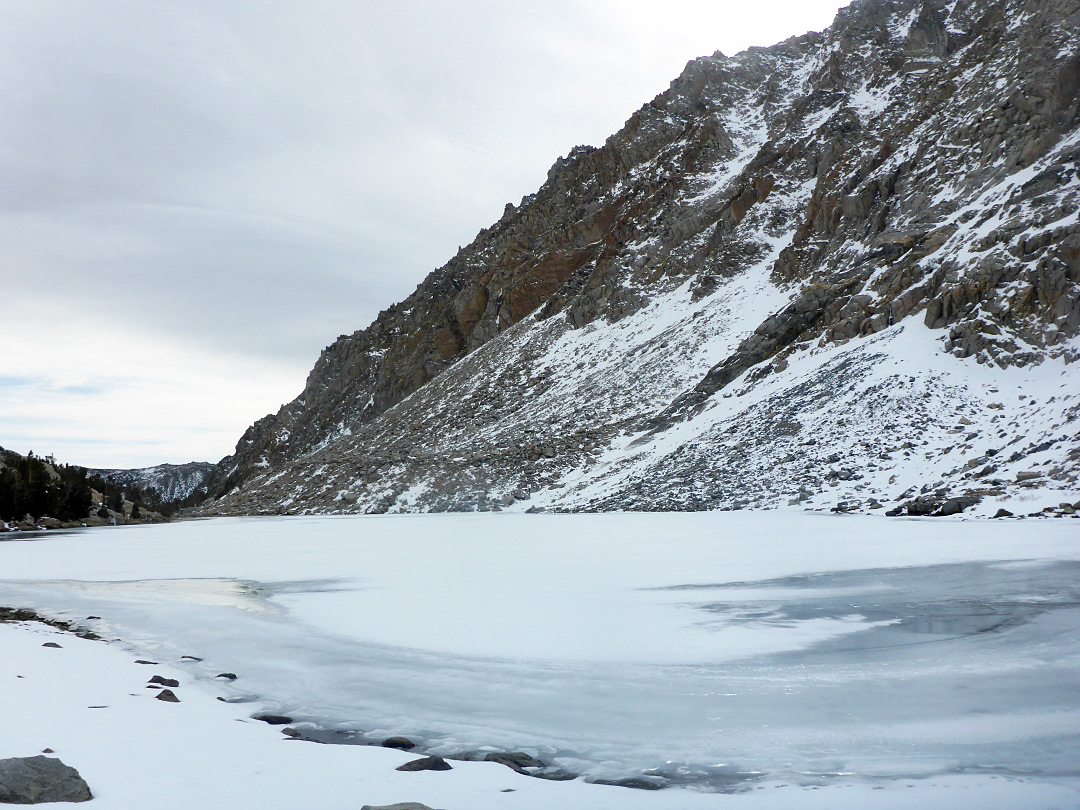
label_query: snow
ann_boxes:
[932,124,1080,268]
[801,103,839,131]
[1006,12,1032,33]
[395,479,432,509]
[520,313,1079,514]
[2,514,1079,807]
[890,6,921,41]
[684,107,768,204]
[847,78,900,120]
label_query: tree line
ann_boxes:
[0,448,201,524]
[0,449,92,522]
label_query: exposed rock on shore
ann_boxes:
[0,756,92,804]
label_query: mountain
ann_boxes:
[91,462,213,504]
[200,0,1080,518]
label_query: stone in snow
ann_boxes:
[0,755,92,804]
[484,751,544,772]
[395,756,452,772]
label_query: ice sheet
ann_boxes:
[1,513,1078,791]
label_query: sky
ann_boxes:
[0,0,846,469]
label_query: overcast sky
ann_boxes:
[0,0,845,469]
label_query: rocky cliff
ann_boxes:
[93,462,213,504]
[202,0,1080,518]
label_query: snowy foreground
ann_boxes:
[1,513,1079,809]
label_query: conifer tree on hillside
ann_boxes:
[1,447,186,525]
[0,449,96,523]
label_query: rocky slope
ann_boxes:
[202,0,1080,518]
[92,462,213,504]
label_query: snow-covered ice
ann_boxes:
[1,513,1079,808]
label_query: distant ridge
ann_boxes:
[90,461,214,504]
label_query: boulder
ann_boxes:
[934,497,979,516]
[905,496,940,516]
[148,676,179,687]
[381,737,416,751]
[0,755,92,803]
[155,689,180,703]
[533,769,577,781]
[361,804,440,810]
[484,752,544,773]
[396,756,452,772]
[592,776,665,790]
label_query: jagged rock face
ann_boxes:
[93,462,213,503]
[205,0,1080,516]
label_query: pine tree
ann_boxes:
[24,457,50,519]
[0,467,18,521]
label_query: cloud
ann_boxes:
[0,301,300,468]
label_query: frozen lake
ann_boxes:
[1,513,1078,792]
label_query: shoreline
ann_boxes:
[3,610,711,810]
[0,606,102,640]
[0,605,735,793]
[4,604,1080,810]
[3,503,1077,539]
